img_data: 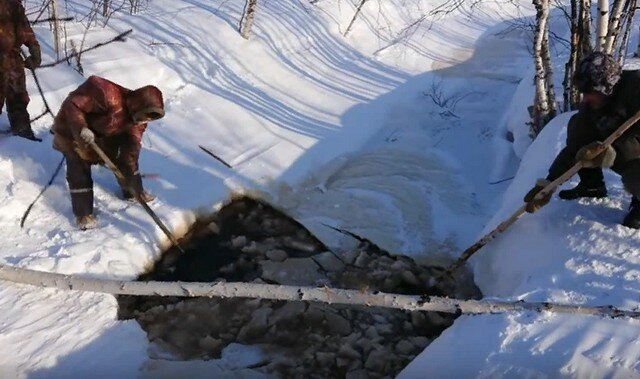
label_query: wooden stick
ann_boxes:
[20,157,65,228]
[199,145,232,168]
[0,263,638,319]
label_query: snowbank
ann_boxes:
[400,110,640,377]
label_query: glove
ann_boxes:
[576,141,616,168]
[23,45,41,70]
[79,128,95,145]
[524,178,554,213]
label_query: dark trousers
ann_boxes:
[0,58,31,133]
[577,167,605,188]
[64,152,94,218]
[620,159,640,199]
[64,150,144,217]
[580,159,640,201]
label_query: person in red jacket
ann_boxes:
[52,76,165,230]
[0,0,42,140]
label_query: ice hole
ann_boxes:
[118,196,481,378]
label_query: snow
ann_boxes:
[399,63,640,379]
[1,0,639,377]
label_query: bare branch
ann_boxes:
[38,29,133,69]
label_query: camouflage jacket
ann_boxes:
[0,0,38,55]
[547,70,640,180]
[53,76,163,176]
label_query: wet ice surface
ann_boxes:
[119,197,480,378]
[275,134,484,263]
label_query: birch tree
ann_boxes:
[618,0,637,61]
[532,0,554,135]
[542,28,557,117]
[603,0,627,53]
[580,0,593,56]
[596,0,610,51]
[563,0,580,111]
[49,0,62,60]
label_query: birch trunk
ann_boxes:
[50,0,62,60]
[0,263,639,319]
[542,28,557,118]
[532,0,551,135]
[344,0,369,37]
[564,0,580,111]
[603,0,627,53]
[240,0,258,40]
[596,0,610,51]
[617,0,636,61]
[581,0,594,55]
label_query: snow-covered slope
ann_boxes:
[400,93,640,378]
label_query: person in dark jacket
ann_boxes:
[524,52,640,229]
[52,76,165,230]
[0,0,41,140]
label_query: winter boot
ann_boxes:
[623,198,640,229]
[125,191,156,203]
[558,181,607,200]
[76,214,97,230]
[8,111,40,142]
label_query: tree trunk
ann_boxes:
[1,263,640,319]
[563,0,579,111]
[596,0,610,51]
[50,0,62,60]
[103,0,109,17]
[581,0,594,56]
[542,28,557,118]
[603,0,627,53]
[617,0,636,61]
[532,0,552,135]
[240,0,258,40]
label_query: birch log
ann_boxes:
[1,263,639,320]
[240,0,258,40]
[603,0,627,53]
[596,0,610,51]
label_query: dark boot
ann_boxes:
[8,110,39,141]
[558,168,607,200]
[623,197,640,229]
[76,214,97,230]
[558,182,608,200]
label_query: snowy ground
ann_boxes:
[2,0,638,377]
